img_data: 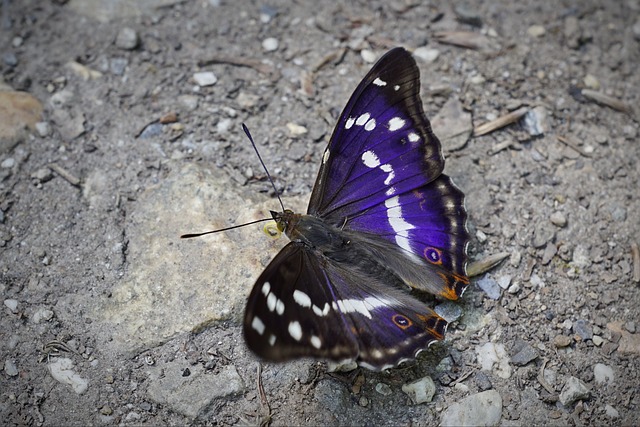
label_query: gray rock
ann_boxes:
[574,319,593,340]
[604,404,619,418]
[559,376,590,406]
[110,57,128,75]
[2,51,17,67]
[115,27,139,50]
[139,123,163,139]
[35,121,51,137]
[147,363,243,418]
[476,275,502,300]
[532,221,555,248]
[4,359,18,376]
[510,341,539,366]
[402,376,436,404]
[435,301,463,322]
[4,298,18,313]
[593,363,614,385]
[177,94,199,111]
[32,307,54,323]
[474,371,493,391]
[541,243,557,265]
[523,106,549,136]
[441,390,502,426]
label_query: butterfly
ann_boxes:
[242,47,469,371]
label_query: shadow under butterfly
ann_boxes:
[184,47,470,371]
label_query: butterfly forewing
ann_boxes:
[308,47,445,221]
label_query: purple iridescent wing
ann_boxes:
[308,47,469,300]
[243,242,447,370]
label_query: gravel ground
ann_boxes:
[1,0,639,425]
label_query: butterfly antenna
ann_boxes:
[181,217,273,239]
[242,123,286,213]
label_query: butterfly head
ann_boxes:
[270,209,299,235]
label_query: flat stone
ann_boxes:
[476,275,502,300]
[476,342,512,379]
[574,319,593,341]
[147,362,243,418]
[79,163,305,356]
[4,359,18,377]
[48,357,89,395]
[527,25,546,37]
[441,390,502,426]
[510,341,539,366]
[532,221,555,248]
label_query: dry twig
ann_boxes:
[473,107,528,137]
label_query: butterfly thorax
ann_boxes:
[272,210,349,251]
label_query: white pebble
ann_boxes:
[193,71,217,87]
[360,49,377,63]
[413,46,440,63]
[262,37,279,52]
[1,158,15,168]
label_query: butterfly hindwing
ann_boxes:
[243,241,448,370]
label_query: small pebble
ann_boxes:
[35,121,51,137]
[605,404,619,418]
[12,36,23,47]
[583,74,600,90]
[115,27,139,50]
[375,382,392,396]
[31,167,54,183]
[4,359,18,377]
[550,211,567,227]
[262,37,279,52]
[527,25,546,37]
[413,46,440,63]
[553,335,572,348]
[110,57,128,75]
[574,319,593,341]
[592,335,604,346]
[193,71,217,87]
[360,49,377,63]
[4,299,18,313]
[402,376,436,404]
[286,122,308,137]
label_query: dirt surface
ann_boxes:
[1,0,639,425]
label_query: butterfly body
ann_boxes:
[243,48,469,370]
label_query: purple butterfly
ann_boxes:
[243,47,469,371]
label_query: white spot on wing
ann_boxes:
[310,335,322,349]
[364,118,376,131]
[293,290,312,307]
[385,196,415,253]
[408,132,420,142]
[276,299,285,315]
[388,117,406,131]
[268,334,276,346]
[261,282,271,296]
[345,117,355,129]
[266,293,277,312]
[313,303,330,316]
[380,164,395,185]
[373,77,387,86]
[356,113,370,126]
[288,321,303,341]
[394,85,400,91]
[322,149,330,164]
[361,150,380,168]
[251,316,265,335]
